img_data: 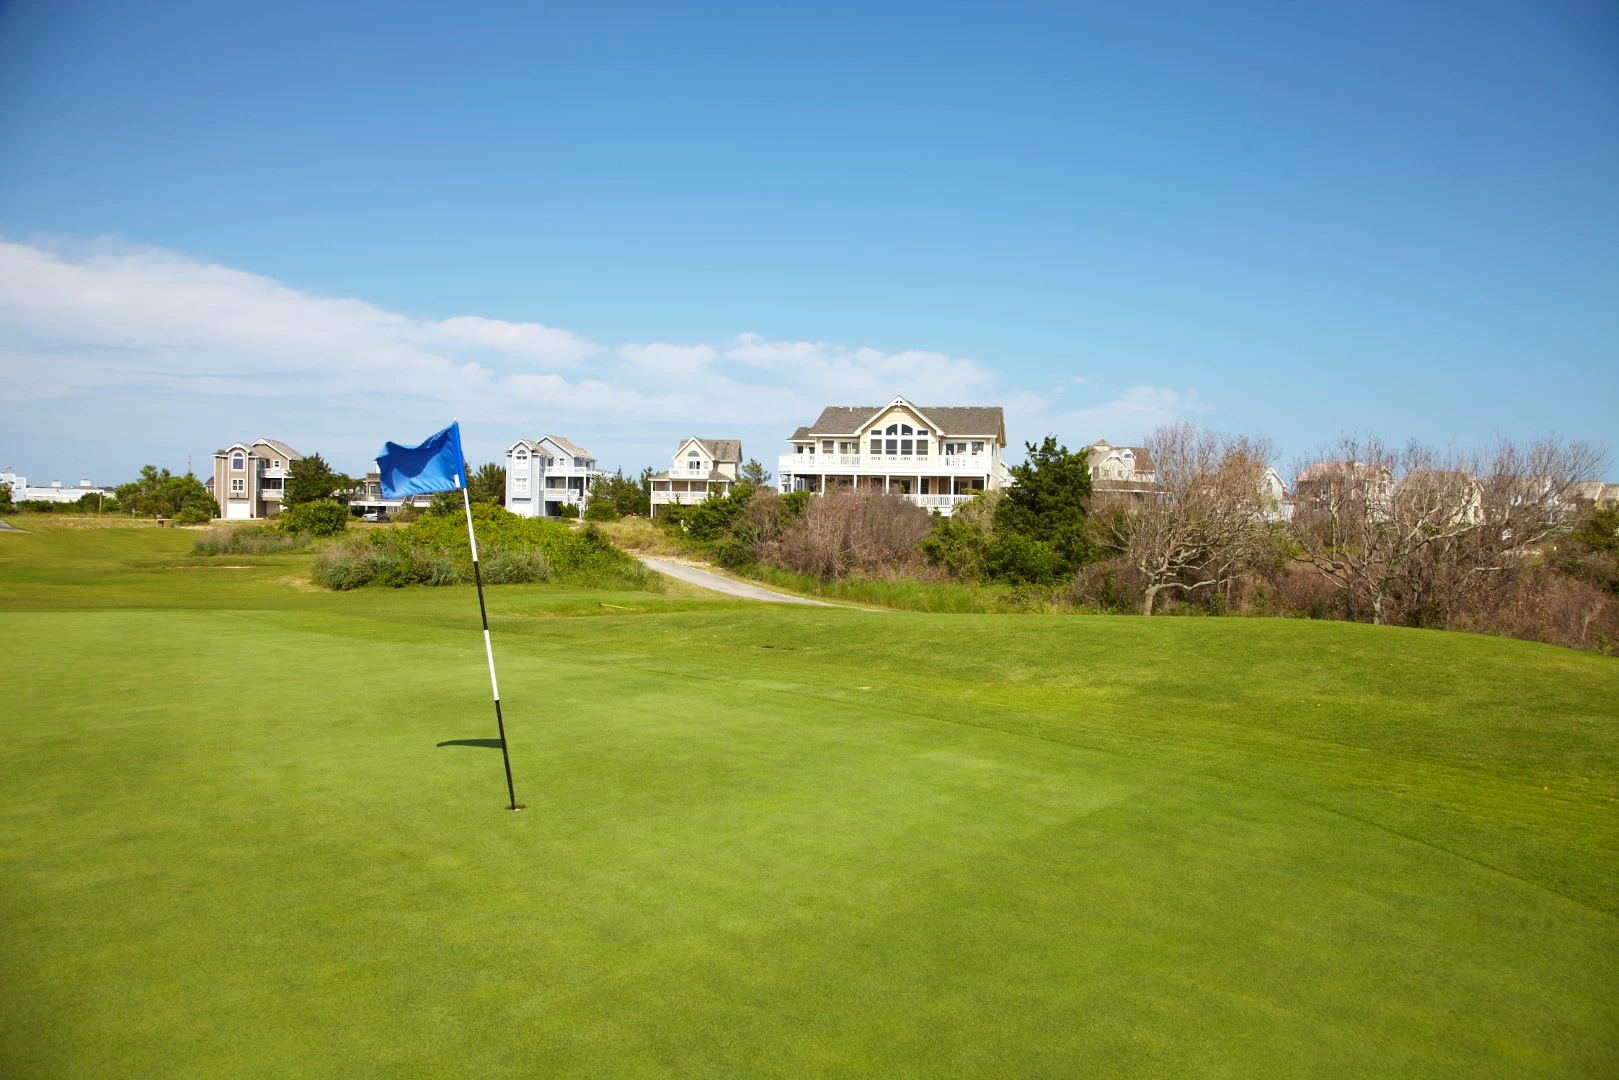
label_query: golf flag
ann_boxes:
[376,419,521,810]
[377,422,465,499]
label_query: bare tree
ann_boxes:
[1098,424,1280,614]
[1287,435,1604,625]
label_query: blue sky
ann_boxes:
[1,0,1615,482]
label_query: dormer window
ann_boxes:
[231,453,244,471]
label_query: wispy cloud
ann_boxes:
[0,236,1206,472]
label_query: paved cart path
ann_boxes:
[638,557,839,606]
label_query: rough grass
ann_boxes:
[193,524,311,555]
[1,524,1616,1077]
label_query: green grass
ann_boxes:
[2,523,1616,1077]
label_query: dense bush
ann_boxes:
[583,499,621,521]
[278,499,349,537]
[173,504,215,525]
[309,504,652,591]
[558,502,580,520]
[194,525,311,555]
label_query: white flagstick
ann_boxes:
[462,480,520,810]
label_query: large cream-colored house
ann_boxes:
[505,436,602,518]
[777,397,1008,514]
[649,438,744,517]
[212,439,301,519]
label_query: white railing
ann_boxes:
[779,453,994,474]
[540,489,583,503]
[906,493,977,508]
[650,490,714,506]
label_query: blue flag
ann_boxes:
[377,422,466,499]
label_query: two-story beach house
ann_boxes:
[649,439,744,517]
[505,436,603,518]
[212,439,302,519]
[777,397,1009,514]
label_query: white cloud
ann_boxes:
[0,235,1210,475]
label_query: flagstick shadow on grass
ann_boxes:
[436,739,505,749]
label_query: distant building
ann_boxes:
[505,436,602,518]
[212,439,301,520]
[2,472,115,504]
[650,438,745,516]
[1086,440,1160,499]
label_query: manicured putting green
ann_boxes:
[1,522,1615,1076]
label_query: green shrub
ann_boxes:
[279,499,349,537]
[173,504,214,525]
[583,500,621,522]
[982,531,1066,585]
[308,505,651,591]
[558,502,580,520]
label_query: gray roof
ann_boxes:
[694,438,743,462]
[796,405,1004,441]
[543,435,592,459]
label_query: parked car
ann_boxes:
[362,511,388,522]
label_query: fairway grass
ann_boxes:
[2,524,1616,1077]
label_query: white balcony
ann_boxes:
[779,453,996,475]
[650,490,711,506]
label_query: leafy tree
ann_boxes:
[284,454,355,507]
[116,466,216,519]
[469,461,506,506]
[989,437,1094,581]
[739,459,773,487]
[426,490,462,517]
[0,483,13,512]
[920,490,999,579]
[681,487,755,541]
[593,468,652,517]
[279,499,349,537]
[173,504,214,525]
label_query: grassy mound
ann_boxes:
[311,505,654,591]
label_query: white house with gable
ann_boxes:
[649,438,744,517]
[505,436,602,518]
[777,397,1009,514]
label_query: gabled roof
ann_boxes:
[683,438,742,462]
[797,400,1005,442]
[542,435,592,458]
[253,439,300,460]
[1089,440,1154,475]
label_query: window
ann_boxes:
[515,450,528,462]
[272,459,281,468]
[688,460,701,471]
[796,445,806,454]
[916,438,929,457]
[901,424,913,435]
[231,453,244,471]
[869,439,881,455]
[901,439,913,455]
[840,441,856,454]
[514,474,529,491]
[886,439,898,454]
[230,477,245,494]
[822,440,833,454]
[916,429,929,438]
[574,457,584,468]
[687,449,699,456]
[886,424,899,435]
[971,441,984,454]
